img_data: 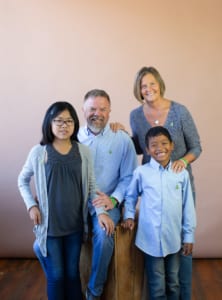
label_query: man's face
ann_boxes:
[83,96,111,134]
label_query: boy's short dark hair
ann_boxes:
[145,126,172,147]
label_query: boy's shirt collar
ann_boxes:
[150,157,172,170]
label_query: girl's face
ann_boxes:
[140,73,161,103]
[146,134,174,167]
[51,109,74,142]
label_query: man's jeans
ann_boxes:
[88,207,121,297]
[34,231,83,300]
[144,252,180,300]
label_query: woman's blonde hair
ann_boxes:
[133,66,166,103]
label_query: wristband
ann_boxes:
[110,196,118,207]
[179,158,189,168]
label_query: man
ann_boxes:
[78,89,138,300]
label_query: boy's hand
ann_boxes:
[98,214,115,236]
[182,243,193,256]
[121,218,135,230]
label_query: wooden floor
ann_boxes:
[0,258,221,300]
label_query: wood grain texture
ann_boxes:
[0,258,221,300]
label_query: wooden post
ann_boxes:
[80,224,144,300]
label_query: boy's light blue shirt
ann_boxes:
[78,124,138,215]
[124,157,196,257]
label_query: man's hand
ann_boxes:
[93,191,115,210]
[121,218,135,230]
[29,206,41,225]
[98,214,115,236]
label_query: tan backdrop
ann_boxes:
[1,0,221,257]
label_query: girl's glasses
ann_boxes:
[53,119,74,127]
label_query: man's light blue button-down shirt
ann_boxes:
[78,124,138,215]
[124,158,196,257]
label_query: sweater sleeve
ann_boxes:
[130,109,143,155]
[18,146,39,211]
[179,104,202,159]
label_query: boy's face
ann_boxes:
[146,134,174,167]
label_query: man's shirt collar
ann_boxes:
[84,124,109,136]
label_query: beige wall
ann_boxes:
[1,0,221,257]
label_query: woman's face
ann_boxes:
[51,109,74,142]
[140,73,161,103]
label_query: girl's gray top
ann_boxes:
[45,143,83,237]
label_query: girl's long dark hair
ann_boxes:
[40,101,80,145]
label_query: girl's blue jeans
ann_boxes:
[33,231,83,300]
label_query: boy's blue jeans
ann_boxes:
[88,207,121,297]
[33,231,83,300]
[144,252,180,300]
[179,253,192,300]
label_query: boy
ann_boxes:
[122,126,196,300]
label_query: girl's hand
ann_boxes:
[29,206,41,225]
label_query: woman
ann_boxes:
[130,66,202,300]
[18,101,98,300]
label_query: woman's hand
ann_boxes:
[171,159,187,173]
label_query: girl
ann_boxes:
[18,101,97,300]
